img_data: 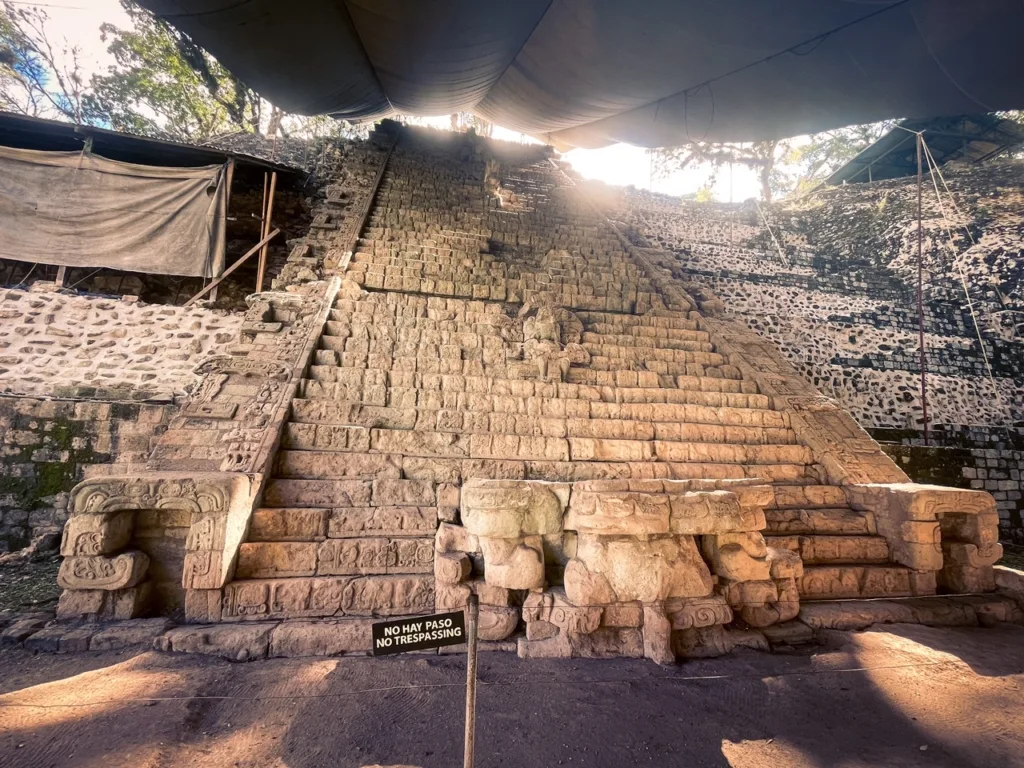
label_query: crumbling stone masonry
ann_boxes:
[51,125,1007,661]
[0,288,243,554]
[618,165,1024,542]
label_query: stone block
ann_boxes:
[564,491,669,535]
[669,490,766,534]
[56,583,152,620]
[523,589,602,634]
[665,595,733,630]
[461,479,568,538]
[642,604,675,665]
[478,605,519,641]
[158,622,277,662]
[567,534,713,603]
[480,535,545,589]
[58,551,149,590]
[60,512,134,556]
[435,551,471,584]
[236,542,317,579]
[269,619,374,657]
[434,522,479,554]
[318,537,434,575]
[701,532,771,582]
[89,618,175,651]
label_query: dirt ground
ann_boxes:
[1,623,1023,768]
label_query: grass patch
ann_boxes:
[0,555,61,611]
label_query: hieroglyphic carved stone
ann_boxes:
[57,551,149,590]
[461,479,568,538]
[60,512,133,557]
[317,537,434,576]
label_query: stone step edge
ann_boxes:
[289,397,790,427]
[797,594,1024,631]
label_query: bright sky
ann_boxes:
[22,0,761,199]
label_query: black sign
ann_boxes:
[371,610,467,656]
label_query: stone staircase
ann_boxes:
[56,125,1008,659]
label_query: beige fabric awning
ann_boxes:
[0,146,228,278]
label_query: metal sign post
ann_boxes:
[464,593,479,768]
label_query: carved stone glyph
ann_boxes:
[60,512,134,557]
[58,551,149,591]
[460,479,568,538]
[566,534,714,604]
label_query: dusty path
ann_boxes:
[2,623,1023,768]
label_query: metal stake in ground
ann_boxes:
[464,593,479,768]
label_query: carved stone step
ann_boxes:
[799,565,936,600]
[220,574,436,621]
[580,331,713,352]
[290,397,790,429]
[765,507,876,535]
[248,506,438,542]
[770,485,849,510]
[584,355,736,378]
[765,534,890,564]
[582,344,725,366]
[577,311,701,332]
[300,379,770,410]
[235,537,434,580]
[280,423,814,465]
[799,594,1024,631]
[285,406,797,445]
[273,450,815,485]
[583,324,710,342]
[263,478,439,509]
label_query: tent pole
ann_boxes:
[916,133,929,446]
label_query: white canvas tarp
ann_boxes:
[0,145,228,278]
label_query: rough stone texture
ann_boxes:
[30,123,1009,663]
[618,170,1024,540]
[0,285,243,401]
[0,396,176,553]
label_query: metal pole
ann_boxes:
[463,593,479,768]
[916,133,929,446]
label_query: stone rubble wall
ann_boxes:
[618,162,1024,540]
[0,286,244,402]
[0,396,175,554]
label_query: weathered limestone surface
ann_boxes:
[46,124,1009,661]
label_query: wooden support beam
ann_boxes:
[184,228,280,307]
[257,171,277,292]
[55,266,67,287]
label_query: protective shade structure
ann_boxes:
[139,0,1024,149]
[0,146,228,278]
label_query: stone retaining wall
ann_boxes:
[0,286,244,401]
[619,161,1024,540]
[0,396,176,553]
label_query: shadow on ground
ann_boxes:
[1,624,1023,768]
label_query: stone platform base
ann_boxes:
[4,587,1023,663]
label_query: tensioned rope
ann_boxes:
[918,136,996,382]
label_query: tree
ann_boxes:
[784,120,896,195]
[84,1,266,141]
[653,139,787,203]
[0,1,88,121]
[653,120,897,203]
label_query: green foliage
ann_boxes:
[653,120,897,203]
[84,1,263,141]
[1,1,87,120]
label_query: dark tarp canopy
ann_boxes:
[139,0,1024,149]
